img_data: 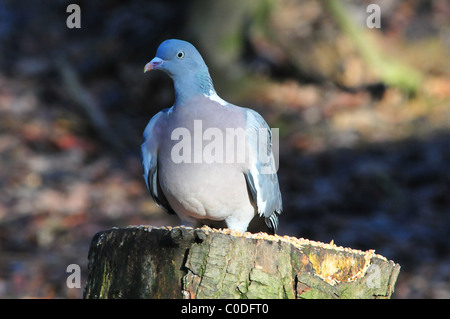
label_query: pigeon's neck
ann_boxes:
[173,69,216,106]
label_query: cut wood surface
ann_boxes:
[84,226,400,299]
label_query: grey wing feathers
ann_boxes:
[141,109,175,215]
[244,108,282,232]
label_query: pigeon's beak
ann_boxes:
[144,57,165,73]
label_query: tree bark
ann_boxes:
[84,226,400,299]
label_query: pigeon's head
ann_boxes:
[144,39,214,100]
[144,39,209,78]
[144,39,215,102]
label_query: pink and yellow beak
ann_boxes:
[144,57,165,73]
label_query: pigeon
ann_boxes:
[142,39,282,233]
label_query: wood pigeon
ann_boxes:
[142,39,282,233]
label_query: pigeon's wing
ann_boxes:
[243,108,282,233]
[141,108,176,215]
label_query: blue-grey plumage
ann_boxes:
[243,108,282,231]
[142,39,282,233]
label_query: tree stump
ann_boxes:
[83,226,400,299]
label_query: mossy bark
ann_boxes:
[84,226,400,299]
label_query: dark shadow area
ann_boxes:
[278,132,450,298]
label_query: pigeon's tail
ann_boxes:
[265,211,280,234]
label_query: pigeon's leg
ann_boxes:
[224,214,252,233]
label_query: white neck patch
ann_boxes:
[204,90,227,106]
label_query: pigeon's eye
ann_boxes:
[177,51,185,59]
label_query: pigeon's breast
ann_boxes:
[157,100,254,221]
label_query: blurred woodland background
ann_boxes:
[0,0,450,298]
